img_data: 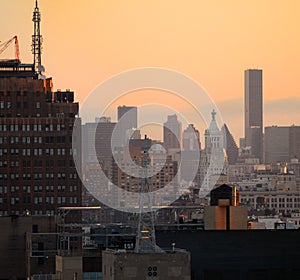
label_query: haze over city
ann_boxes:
[1,0,300,141]
[1,1,300,279]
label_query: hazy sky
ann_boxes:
[1,0,299,142]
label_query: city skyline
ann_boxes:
[1,2,300,279]
[0,1,300,141]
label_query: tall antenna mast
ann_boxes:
[135,151,161,253]
[32,0,44,76]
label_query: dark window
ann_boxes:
[32,224,38,233]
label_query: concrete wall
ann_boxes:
[156,229,300,280]
[102,250,191,280]
[56,255,83,280]
[0,216,56,280]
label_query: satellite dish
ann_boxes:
[38,64,45,73]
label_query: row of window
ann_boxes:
[0,101,11,109]
[0,210,56,216]
[0,185,78,193]
[0,101,41,109]
[0,123,71,132]
[0,91,27,96]
[242,197,300,203]
[0,160,75,168]
[0,136,71,144]
[0,148,77,156]
[0,172,78,180]
[0,196,78,205]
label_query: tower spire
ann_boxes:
[32,0,44,77]
[211,109,216,121]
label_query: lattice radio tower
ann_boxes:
[32,0,43,76]
[135,151,162,253]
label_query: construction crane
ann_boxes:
[0,35,20,63]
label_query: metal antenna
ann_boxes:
[32,0,43,75]
[135,151,161,253]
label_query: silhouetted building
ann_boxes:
[102,249,191,280]
[182,124,201,151]
[204,184,247,230]
[182,124,201,185]
[117,105,137,146]
[0,215,56,280]
[117,106,137,128]
[265,126,289,163]
[222,123,238,164]
[289,125,300,160]
[264,125,300,164]
[210,184,238,207]
[0,64,81,216]
[0,0,82,217]
[244,69,263,162]
[163,114,181,150]
[82,117,116,168]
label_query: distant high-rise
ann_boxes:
[265,125,300,163]
[200,110,227,191]
[163,114,181,150]
[181,124,201,185]
[289,126,300,160]
[82,117,116,168]
[265,126,289,164]
[182,124,201,151]
[221,124,238,165]
[244,69,263,162]
[117,105,137,128]
[117,105,137,146]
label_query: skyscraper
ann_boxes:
[163,114,181,150]
[82,117,116,168]
[182,124,201,151]
[264,125,300,163]
[244,69,263,162]
[182,124,201,185]
[0,1,81,216]
[117,105,138,146]
[221,124,238,165]
[265,126,289,163]
[289,126,300,161]
[0,71,82,216]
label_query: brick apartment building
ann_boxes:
[0,61,82,216]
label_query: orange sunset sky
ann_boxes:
[1,0,299,142]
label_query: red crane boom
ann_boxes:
[0,35,20,63]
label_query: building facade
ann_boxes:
[117,105,137,147]
[163,114,181,150]
[265,126,290,163]
[221,123,238,165]
[200,110,227,192]
[0,63,81,216]
[244,69,263,162]
[264,125,300,164]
